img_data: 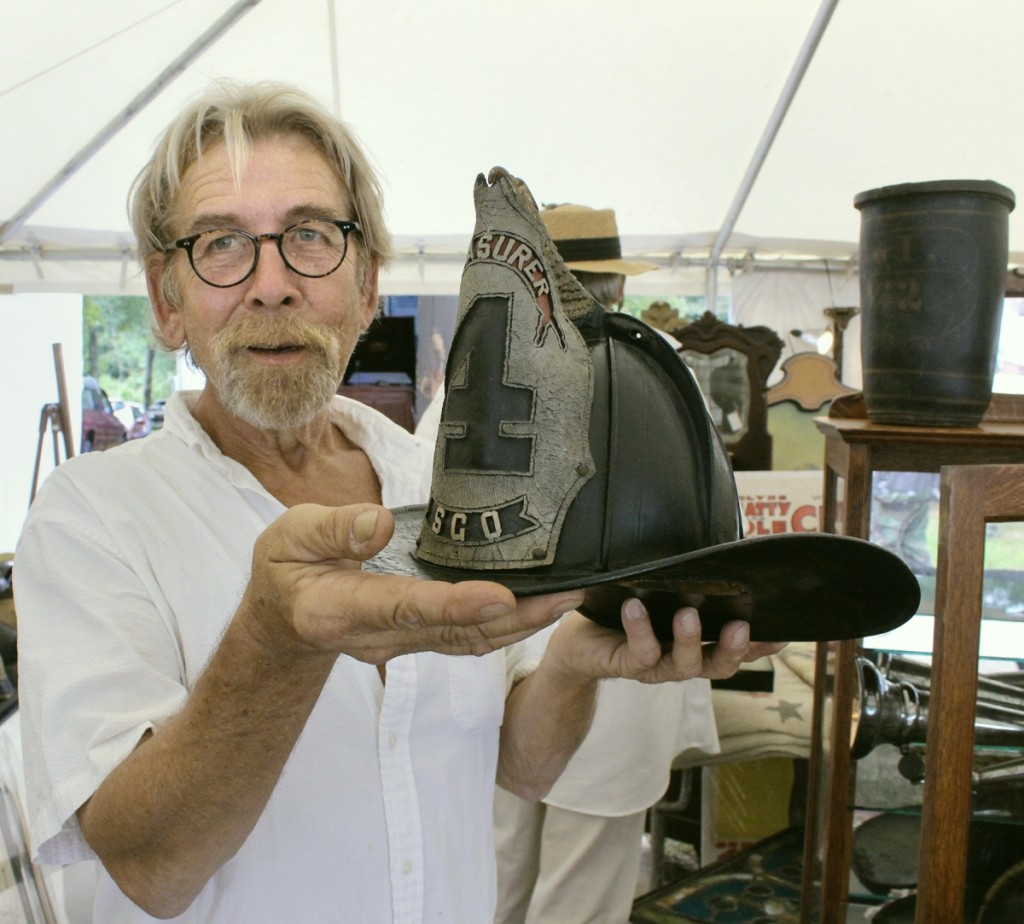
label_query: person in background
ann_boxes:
[492,203,723,924]
[418,203,724,924]
[15,81,772,923]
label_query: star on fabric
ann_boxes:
[766,699,803,723]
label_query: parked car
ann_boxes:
[111,399,152,441]
[148,399,167,430]
[81,377,126,452]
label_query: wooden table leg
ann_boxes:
[916,465,1024,923]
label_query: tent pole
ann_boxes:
[327,0,342,118]
[704,0,840,312]
[0,0,263,246]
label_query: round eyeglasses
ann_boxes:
[168,219,361,288]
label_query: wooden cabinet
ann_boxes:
[337,384,416,432]
[800,396,1024,924]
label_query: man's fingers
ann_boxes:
[257,504,587,659]
[746,641,789,661]
[262,503,396,566]
[296,572,512,640]
[294,572,582,658]
[515,591,586,629]
[700,620,752,679]
[620,602,754,681]
[620,598,673,670]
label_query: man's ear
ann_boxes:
[146,257,185,350]
[359,259,381,331]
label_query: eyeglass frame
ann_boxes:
[166,219,362,288]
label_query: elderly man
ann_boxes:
[16,81,771,923]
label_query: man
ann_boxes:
[536,203,650,318]
[489,204,720,924]
[16,81,772,923]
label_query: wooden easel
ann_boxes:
[29,343,75,505]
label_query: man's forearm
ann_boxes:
[496,650,600,802]
[77,606,337,918]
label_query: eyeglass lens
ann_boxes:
[188,220,351,286]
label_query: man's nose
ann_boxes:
[247,236,297,300]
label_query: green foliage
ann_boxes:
[82,296,177,403]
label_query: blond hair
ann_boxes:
[129,79,391,321]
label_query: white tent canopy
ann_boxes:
[4,0,1024,550]
[3,0,1024,297]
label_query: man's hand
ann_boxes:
[241,502,584,664]
[497,597,786,799]
[543,598,787,685]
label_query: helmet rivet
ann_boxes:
[531,547,546,560]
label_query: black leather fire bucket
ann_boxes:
[854,179,1015,427]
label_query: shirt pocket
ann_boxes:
[447,650,506,731]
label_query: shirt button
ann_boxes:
[387,733,397,749]
[401,859,413,875]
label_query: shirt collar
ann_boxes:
[162,390,432,507]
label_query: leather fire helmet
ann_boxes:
[365,168,920,642]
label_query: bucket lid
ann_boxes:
[854,179,1015,212]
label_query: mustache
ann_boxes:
[210,316,338,357]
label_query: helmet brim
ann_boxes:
[363,505,921,642]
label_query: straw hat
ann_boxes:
[540,203,658,275]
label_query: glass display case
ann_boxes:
[800,398,1024,924]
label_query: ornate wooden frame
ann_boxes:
[672,311,784,470]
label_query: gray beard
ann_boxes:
[201,316,345,430]
[216,358,341,430]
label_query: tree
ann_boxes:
[82,296,176,406]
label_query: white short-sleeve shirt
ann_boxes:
[16,392,527,923]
